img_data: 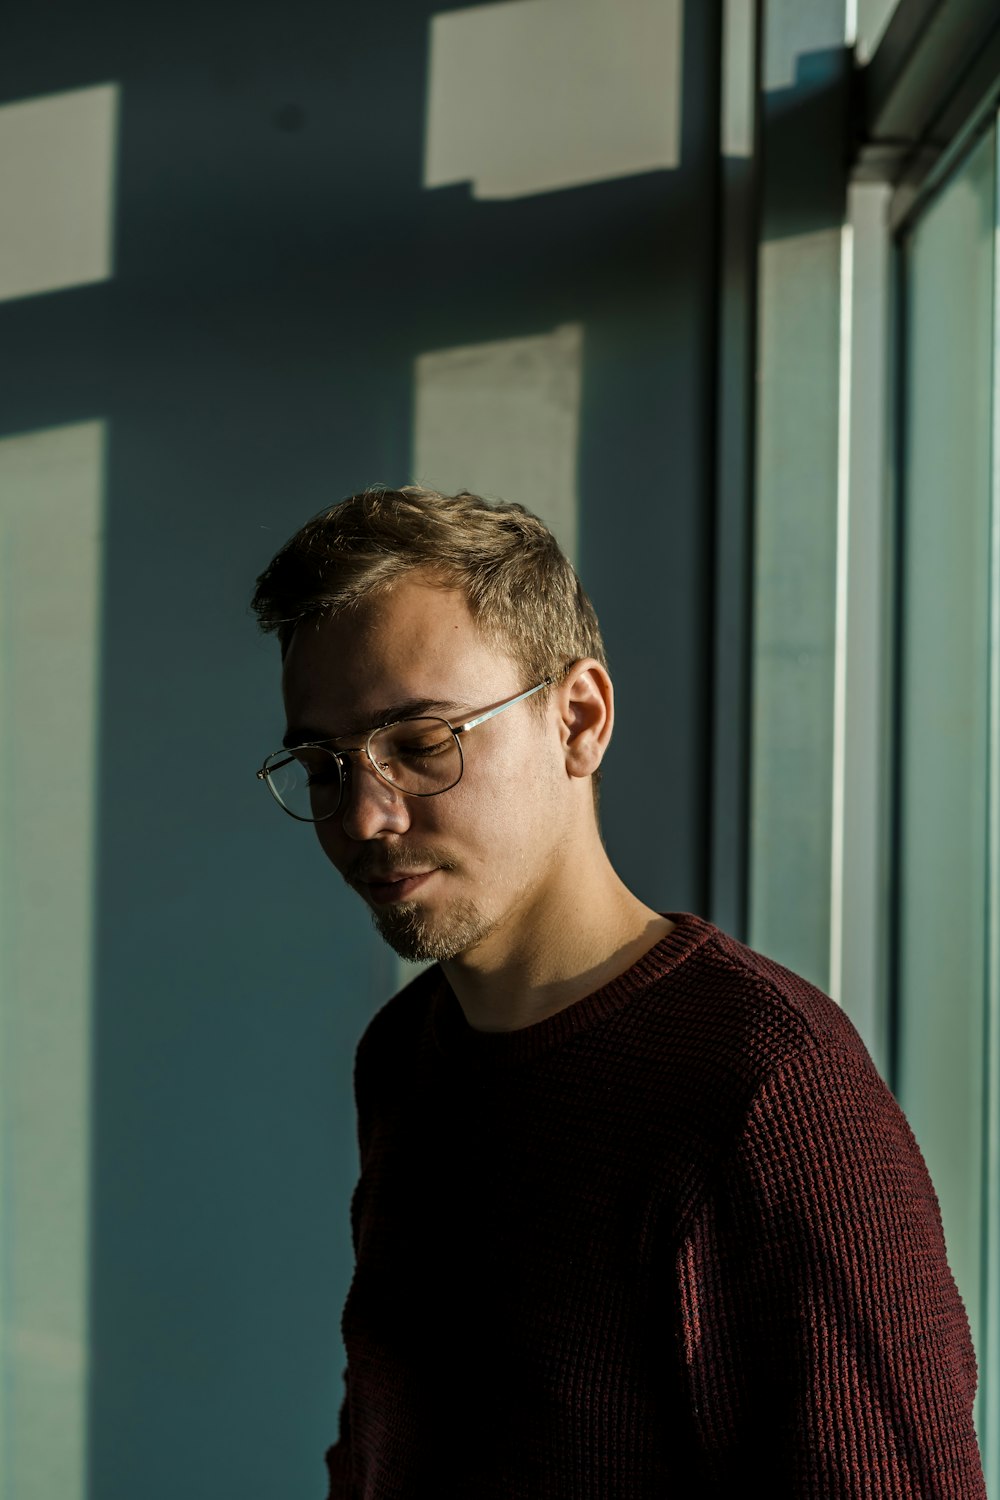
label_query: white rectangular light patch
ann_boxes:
[0,84,118,303]
[425,0,682,199]
[414,324,583,562]
[0,420,105,1500]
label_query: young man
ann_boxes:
[252,486,985,1498]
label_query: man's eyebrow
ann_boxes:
[282,698,466,748]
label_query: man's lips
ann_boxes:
[346,850,454,904]
[361,869,438,905]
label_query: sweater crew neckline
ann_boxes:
[429,911,715,1066]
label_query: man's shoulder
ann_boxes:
[697,922,864,1046]
[355,963,444,1075]
[617,916,888,1187]
[648,914,877,1090]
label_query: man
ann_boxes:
[252,486,985,1498]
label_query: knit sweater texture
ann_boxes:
[325,912,985,1498]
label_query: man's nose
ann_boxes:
[338,754,412,841]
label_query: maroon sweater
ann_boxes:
[325,912,985,1498]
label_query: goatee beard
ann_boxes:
[369,897,496,963]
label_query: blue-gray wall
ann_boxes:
[0,3,721,1495]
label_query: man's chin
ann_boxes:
[369,897,495,964]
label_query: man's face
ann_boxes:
[280,574,570,963]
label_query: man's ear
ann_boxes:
[556,659,614,779]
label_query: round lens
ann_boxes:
[368,718,463,795]
[264,745,343,821]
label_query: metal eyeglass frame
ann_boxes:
[257,675,556,822]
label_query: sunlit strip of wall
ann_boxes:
[843,0,858,49]
[833,0,858,1009]
[828,222,854,1005]
[0,422,106,1500]
[398,324,585,991]
[721,0,754,160]
[854,0,904,64]
[834,180,892,1075]
[982,115,1000,1499]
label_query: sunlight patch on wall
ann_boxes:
[0,84,118,303]
[400,324,583,989]
[721,0,755,159]
[0,421,105,1500]
[424,0,682,199]
[413,323,583,561]
[856,0,901,62]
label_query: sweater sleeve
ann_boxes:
[674,1040,985,1497]
[322,1037,369,1500]
[323,1010,388,1500]
[323,1383,351,1500]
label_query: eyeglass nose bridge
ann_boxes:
[337,738,408,804]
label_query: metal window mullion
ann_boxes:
[982,105,1000,1500]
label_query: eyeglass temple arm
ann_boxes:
[454,676,555,736]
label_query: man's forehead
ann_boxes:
[278,583,517,736]
[282,580,475,681]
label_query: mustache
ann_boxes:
[345,848,457,884]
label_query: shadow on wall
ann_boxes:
[763,47,850,241]
[0,2,737,1496]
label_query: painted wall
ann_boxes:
[0,3,720,1496]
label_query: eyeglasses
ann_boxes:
[257,676,555,822]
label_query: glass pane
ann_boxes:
[897,126,996,1382]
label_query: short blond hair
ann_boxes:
[251,486,607,693]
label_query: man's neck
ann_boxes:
[441,853,673,1033]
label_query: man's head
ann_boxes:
[252,485,607,686]
[252,487,613,964]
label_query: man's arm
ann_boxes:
[676,1041,985,1496]
[323,1009,386,1500]
[323,1379,351,1500]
